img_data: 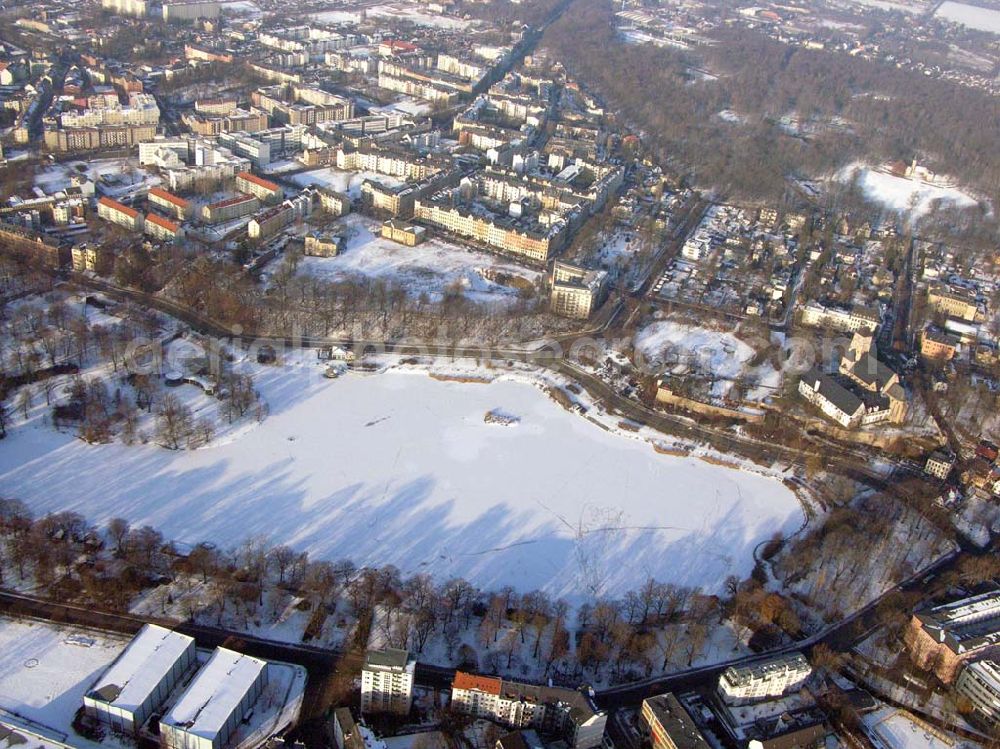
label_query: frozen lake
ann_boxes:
[935,1,1000,33]
[0,369,803,600]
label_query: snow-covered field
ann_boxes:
[935,1,1000,33]
[636,322,757,380]
[34,158,154,199]
[366,2,470,29]
[837,165,981,219]
[310,9,366,24]
[289,168,403,199]
[220,0,262,15]
[0,618,128,746]
[286,214,540,304]
[0,365,802,602]
[844,0,927,12]
[634,320,780,401]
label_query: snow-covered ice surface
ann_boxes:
[935,1,1000,33]
[0,617,128,746]
[282,214,540,304]
[837,165,981,219]
[0,365,802,602]
[863,707,971,749]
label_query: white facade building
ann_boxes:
[717,653,812,706]
[956,660,1000,729]
[160,648,268,749]
[83,624,196,734]
[361,648,415,716]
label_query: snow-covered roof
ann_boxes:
[162,648,267,740]
[86,623,194,713]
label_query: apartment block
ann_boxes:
[905,591,1000,683]
[360,648,416,716]
[928,283,979,322]
[43,124,157,153]
[920,327,960,361]
[799,302,879,333]
[304,233,342,257]
[147,187,191,220]
[361,179,416,219]
[924,450,954,480]
[717,653,811,706]
[319,189,351,217]
[71,243,115,275]
[413,198,563,264]
[641,694,709,749]
[549,261,606,319]
[145,212,184,241]
[236,171,284,203]
[97,197,143,231]
[955,660,1000,730]
[381,219,425,246]
[248,204,294,240]
[201,195,259,224]
[162,0,220,21]
[450,672,607,749]
[378,73,459,104]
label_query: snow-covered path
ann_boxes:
[0,369,802,601]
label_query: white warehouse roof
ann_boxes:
[87,623,195,712]
[161,647,267,740]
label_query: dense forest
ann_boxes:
[543,0,1000,211]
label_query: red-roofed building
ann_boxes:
[452,671,503,717]
[148,186,191,220]
[450,673,607,749]
[236,171,284,203]
[145,212,184,241]
[97,196,144,231]
[200,194,260,223]
[378,40,419,57]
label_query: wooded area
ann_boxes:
[543,0,1000,212]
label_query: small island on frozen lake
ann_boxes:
[483,408,520,426]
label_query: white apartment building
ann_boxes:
[162,0,220,21]
[378,73,458,104]
[61,93,160,128]
[97,197,143,232]
[955,660,1000,730]
[145,212,184,241]
[800,302,880,333]
[451,672,607,749]
[717,653,812,706]
[549,261,606,319]
[360,648,416,716]
[101,0,148,17]
[236,171,284,203]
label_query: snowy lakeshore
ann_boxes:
[0,363,804,602]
